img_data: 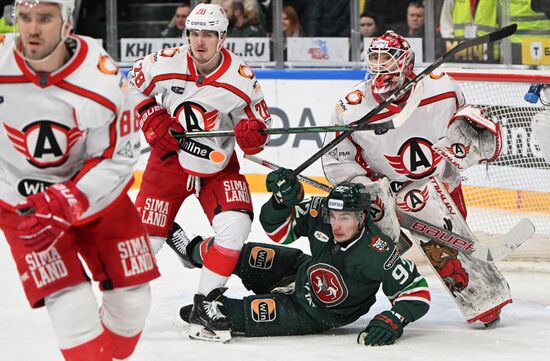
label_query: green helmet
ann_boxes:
[326,182,370,214]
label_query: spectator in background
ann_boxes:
[360,11,384,38]
[161,3,191,38]
[0,5,15,34]
[393,1,424,38]
[225,0,267,37]
[439,0,550,63]
[363,0,411,30]
[307,0,350,37]
[282,5,303,38]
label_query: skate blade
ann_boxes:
[188,324,232,343]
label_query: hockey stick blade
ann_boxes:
[397,210,534,262]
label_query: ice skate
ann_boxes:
[188,287,232,343]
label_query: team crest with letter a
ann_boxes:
[249,246,275,269]
[3,120,83,168]
[307,263,348,307]
[250,298,277,322]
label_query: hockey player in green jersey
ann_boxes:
[174,169,431,345]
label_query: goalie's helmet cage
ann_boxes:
[366,31,415,95]
[14,0,74,23]
[324,182,371,217]
[185,3,228,51]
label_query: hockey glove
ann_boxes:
[16,181,89,252]
[357,310,405,346]
[138,99,185,154]
[234,118,268,155]
[266,168,304,207]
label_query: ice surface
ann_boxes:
[1,193,549,361]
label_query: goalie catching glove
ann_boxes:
[16,181,89,252]
[433,106,502,170]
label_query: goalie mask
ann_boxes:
[185,3,228,52]
[366,31,415,97]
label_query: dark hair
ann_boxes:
[360,11,386,37]
[232,0,245,14]
[408,1,424,9]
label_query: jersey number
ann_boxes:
[392,264,410,285]
[119,110,139,136]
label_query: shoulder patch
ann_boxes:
[383,248,400,270]
[314,231,330,243]
[310,196,323,217]
[238,64,255,79]
[369,235,390,253]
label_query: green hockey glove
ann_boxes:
[266,168,304,207]
[357,310,405,346]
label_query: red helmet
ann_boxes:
[366,31,415,97]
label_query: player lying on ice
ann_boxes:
[169,171,431,344]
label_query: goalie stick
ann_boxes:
[289,24,518,177]
[244,153,535,262]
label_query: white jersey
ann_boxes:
[322,73,466,192]
[128,46,271,176]
[0,35,140,221]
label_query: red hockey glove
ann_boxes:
[234,118,267,155]
[357,310,405,346]
[16,181,89,252]
[138,100,185,154]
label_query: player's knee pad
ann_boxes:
[45,282,103,349]
[211,211,251,250]
[149,235,165,254]
[101,283,152,337]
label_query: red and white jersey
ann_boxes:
[0,35,140,221]
[128,46,271,176]
[322,73,466,192]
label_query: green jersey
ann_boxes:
[260,196,430,326]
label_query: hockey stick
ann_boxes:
[289,24,518,178]
[244,152,535,262]
[170,74,424,140]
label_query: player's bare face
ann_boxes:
[189,30,220,64]
[17,3,65,61]
[329,211,363,243]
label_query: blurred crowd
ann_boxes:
[2,0,549,64]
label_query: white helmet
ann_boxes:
[185,3,228,38]
[14,0,74,22]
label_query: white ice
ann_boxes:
[1,193,549,361]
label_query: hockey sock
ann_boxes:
[103,326,142,360]
[60,331,112,361]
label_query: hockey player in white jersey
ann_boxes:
[127,3,271,342]
[322,31,509,326]
[0,1,160,360]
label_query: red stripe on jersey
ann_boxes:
[102,116,118,158]
[186,48,232,86]
[267,208,295,243]
[347,135,375,178]
[209,80,252,104]
[0,75,30,83]
[419,91,457,107]
[56,81,117,114]
[244,105,255,120]
[395,289,431,302]
[14,35,88,87]
[143,73,193,96]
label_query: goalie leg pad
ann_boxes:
[396,178,511,323]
